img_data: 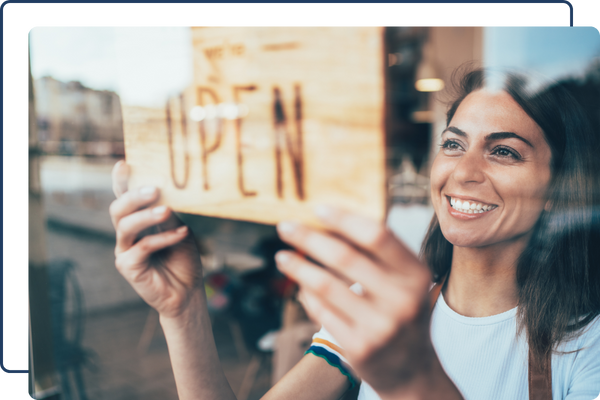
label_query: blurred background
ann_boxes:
[28,27,600,400]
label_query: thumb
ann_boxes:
[112,160,130,198]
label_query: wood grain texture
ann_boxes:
[124,27,387,226]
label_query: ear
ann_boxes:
[544,200,553,212]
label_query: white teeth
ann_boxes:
[449,197,496,214]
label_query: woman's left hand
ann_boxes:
[275,206,457,399]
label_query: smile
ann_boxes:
[447,196,498,214]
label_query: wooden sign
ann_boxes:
[123,27,387,226]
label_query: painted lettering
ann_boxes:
[197,87,223,191]
[233,85,258,197]
[273,85,305,200]
[169,83,305,200]
[166,94,190,189]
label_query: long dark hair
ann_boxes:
[420,67,600,370]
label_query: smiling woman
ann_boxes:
[421,68,600,398]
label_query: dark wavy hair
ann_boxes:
[420,67,600,371]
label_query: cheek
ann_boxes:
[496,167,550,206]
[430,155,455,219]
[493,167,551,231]
[430,154,454,199]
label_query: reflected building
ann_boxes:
[34,76,125,156]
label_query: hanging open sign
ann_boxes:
[123,27,387,226]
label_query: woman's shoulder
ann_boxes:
[553,314,600,399]
[565,313,600,350]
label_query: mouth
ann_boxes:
[445,195,498,215]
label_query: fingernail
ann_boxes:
[176,226,188,234]
[277,221,298,235]
[275,251,291,264]
[152,205,167,215]
[315,205,335,221]
[140,186,156,197]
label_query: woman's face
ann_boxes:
[430,89,552,248]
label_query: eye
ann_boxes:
[440,139,463,152]
[491,146,521,160]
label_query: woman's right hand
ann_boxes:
[109,160,203,319]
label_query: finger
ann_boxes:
[277,221,432,314]
[277,222,388,292]
[297,289,345,329]
[314,206,423,272]
[112,160,130,198]
[275,250,371,325]
[297,290,321,325]
[115,205,173,254]
[109,185,159,230]
[115,225,189,282]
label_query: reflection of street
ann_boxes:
[71,303,272,400]
[42,156,141,312]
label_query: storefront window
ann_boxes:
[25,24,600,400]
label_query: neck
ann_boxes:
[443,237,528,318]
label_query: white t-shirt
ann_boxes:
[310,294,600,400]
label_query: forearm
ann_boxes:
[160,287,237,400]
[378,352,463,400]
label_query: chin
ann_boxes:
[439,225,491,248]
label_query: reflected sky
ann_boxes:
[30,27,600,107]
[30,27,193,107]
[484,27,600,80]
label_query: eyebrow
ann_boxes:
[442,126,534,148]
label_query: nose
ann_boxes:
[451,149,486,185]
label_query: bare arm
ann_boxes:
[161,288,353,400]
[376,349,463,400]
[263,354,351,400]
[161,293,350,400]
[159,289,237,400]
